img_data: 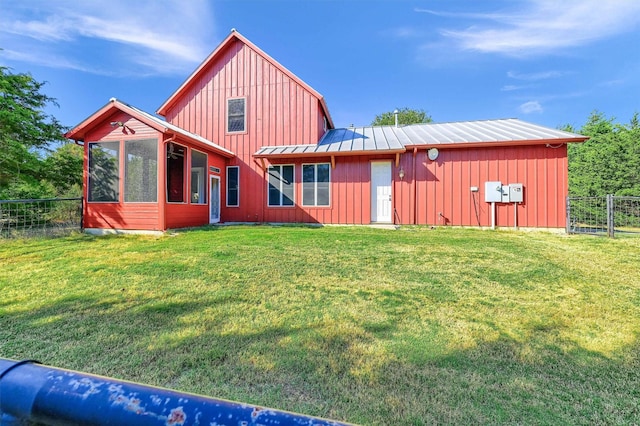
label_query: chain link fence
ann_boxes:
[0,198,83,238]
[567,195,640,237]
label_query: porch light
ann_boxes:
[398,167,405,180]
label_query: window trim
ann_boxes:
[302,163,331,207]
[226,97,247,134]
[226,166,240,207]
[87,141,121,203]
[267,164,295,207]
[190,148,208,205]
[123,138,158,204]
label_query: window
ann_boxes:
[124,139,157,203]
[88,142,120,202]
[227,166,239,207]
[227,98,246,133]
[302,164,330,206]
[268,165,294,206]
[191,150,207,204]
[166,142,186,203]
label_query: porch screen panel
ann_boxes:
[124,139,158,202]
[191,150,207,204]
[88,142,120,202]
[167,143,186,203]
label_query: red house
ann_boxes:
[66,30,588,233]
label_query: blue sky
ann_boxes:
[1,0,639,132]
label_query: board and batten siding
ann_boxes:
[393,145,568,228]
[163,38,327,223]
[83,112,162,231]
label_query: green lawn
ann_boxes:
[1,226,639,424]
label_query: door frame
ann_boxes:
[209,175,220,224]
[370,161,392,223]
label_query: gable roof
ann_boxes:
[156,29,334,129]
[65,98,234,158]
[254,118,588,159]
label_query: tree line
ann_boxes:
[0,67,638,200]
[1,66,82,200]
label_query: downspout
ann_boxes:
[413,147,418,225]
[261,166,266,224]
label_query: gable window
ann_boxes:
[226,166,239,207]
[124,139,157,203]
[191,150,207,204]
[268,165,294,207]
[88,142,120,202]
[166,142,186,203]
[227,98,246,133]
[302,163,330,206]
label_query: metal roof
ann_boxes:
[254,118,587,158]
[122,102,235,157]
[255,127,406,158]
[66,98,234,158]
[396,118,586,146]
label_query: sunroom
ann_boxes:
[66,98,234,232]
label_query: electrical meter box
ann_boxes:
[509,183,524,203]
[484,181,503,202]
[501,185,511,202]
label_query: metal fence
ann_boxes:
[567,195,640,237]
[0,197,83,238]
[0,358,349,426]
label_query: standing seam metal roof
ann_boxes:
[254,118,587,157]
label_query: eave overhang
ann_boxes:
[65,98,234,159]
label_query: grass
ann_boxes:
[1,225,639,424]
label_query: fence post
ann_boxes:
[566,196,571,234]
[607,194,614,238]
[80,197,84,231]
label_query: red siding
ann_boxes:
[401,145,567,228]
[249,144,567,228]
[163,39,326,224]
[83,112,162,231]
[82,113,230,231]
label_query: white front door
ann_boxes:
[210,175,220,223]
[371,161,392,223]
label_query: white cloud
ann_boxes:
[501,84,530,92]
[1,49,114,75]
[519,101,543,114]
[421,0,640,56]
[0,0,216,75]
[507,70,567,81]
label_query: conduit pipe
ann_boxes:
[0,358,349,426]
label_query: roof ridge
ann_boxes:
[156,29,334,128]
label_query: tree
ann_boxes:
[0,65,68,197]
[568,111,640,196]
[42,143,83,196]
[371,107,432,126]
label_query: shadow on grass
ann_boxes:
[2,289,639,425]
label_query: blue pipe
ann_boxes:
[0,359,351,426]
